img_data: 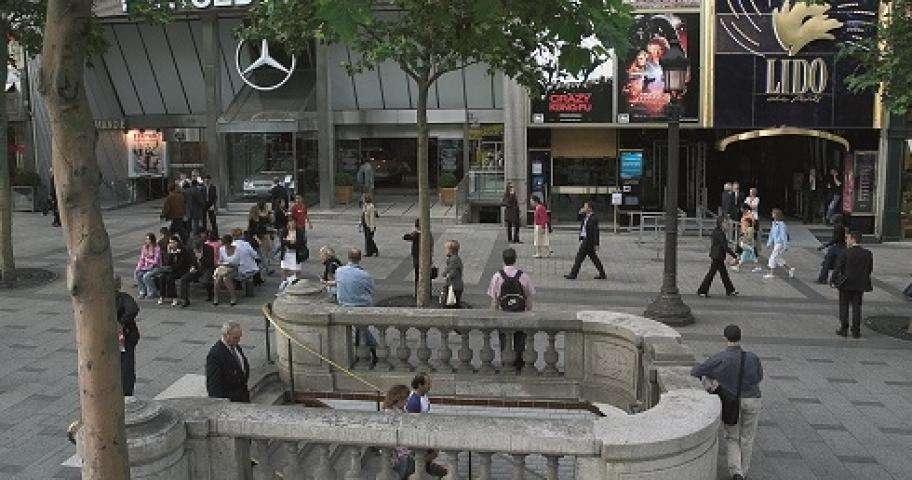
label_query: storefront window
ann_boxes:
[226,133,295,202]
[901,139,912,239]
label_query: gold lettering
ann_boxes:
[766,59,780,94]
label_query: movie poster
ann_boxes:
[127,130,167,178]
[530,37,614,123]
[618,13,701,123]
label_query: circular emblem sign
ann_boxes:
[235,39,296,91]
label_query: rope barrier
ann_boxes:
[261,305,382,393]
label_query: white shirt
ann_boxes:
[744,196,760,220]
[221,339,246,373]
[219,240,260,275]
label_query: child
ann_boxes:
[765,208,796,279]
[737,208,761,272]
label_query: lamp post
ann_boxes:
[644,41,693,326]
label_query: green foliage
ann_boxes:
[1,0,47,54]
[334,171,355,187]
[438,172,457,188]
[839,0,912,114]
[10,168,40,187]
[242,0,632,90]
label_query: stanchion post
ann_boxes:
[264,314,272,364]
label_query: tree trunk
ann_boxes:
[0,31,17,285]
[415,80,432,307]
[38,1,129,479]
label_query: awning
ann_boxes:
[217,67,318,133]
[716,127,851,151]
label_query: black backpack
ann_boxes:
[498,269,527,312]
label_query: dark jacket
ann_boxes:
[709,227,736,261]
[444,253,464,291]
[834,245,873,292]
[720,191,733,217]
[279,228,309,264]
[502,193,520,224]
[185,184,205,220]
[114,292,140,348]
[577,212,600,247]
[204,184,218,210]
[691,346,763,398]
[192,244,216,274]
[729,190,742,219]
[205,341,250,402]
[163,247,192,276]
[322,256,343,282]
[821,223,846,249]
[270,184,288,208]
[161,191,186,220]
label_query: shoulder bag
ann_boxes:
[719,351,745,426]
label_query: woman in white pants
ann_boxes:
[765,208,796,279]
[531,196,550,257]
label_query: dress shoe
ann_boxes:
[563,274,577,280]
[594,275,607,280]
[835,329,847,337]
[851,331,861,339]
[726,291,739,297]
[732,475,744,480]
[697,292,709,298]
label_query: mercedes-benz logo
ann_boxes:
[235,39,296,91]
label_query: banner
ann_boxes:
[127,130,167,178]
[852,151,877,214]
[530,37,614,123]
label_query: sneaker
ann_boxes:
[763,273,775,279]
[730,265,741,272]
[171,299,180,307]
[788,267,797,278]
[157,298,164,305]
[532,254,541,258]
[751,267,763,273]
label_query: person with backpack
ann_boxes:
[487,248,536,372]
[114,276,140,396]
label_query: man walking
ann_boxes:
[697,216,739,298]
[203,175,218,236]
[692,325,763,480]
[205,322,250,402]
[832,231,873,338]
[356,159,375,204]
[719,182,733,219]
[564,201,607,280]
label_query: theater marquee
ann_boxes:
[713,0,878,128]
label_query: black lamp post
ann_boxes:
[644,41,693,326]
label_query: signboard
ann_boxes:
[612,192,624,205]
[438,139,461,172]
[714,0,877,128]
[530,37,614,123]
[852,151,877,214]
[618,13,701,123]
[842,152,855,213]
[127,130,167,178]
[620,150,644,180]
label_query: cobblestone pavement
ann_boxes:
[1,203,911,479]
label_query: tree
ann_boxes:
[245,0,631,306]
[840,0,912,114]
[0,0,45,285]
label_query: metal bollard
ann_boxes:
[287,338,295,403]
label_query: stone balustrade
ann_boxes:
[78,279,722,479]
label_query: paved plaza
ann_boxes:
[1,202,911,479]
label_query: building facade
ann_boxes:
[24,0,908,239]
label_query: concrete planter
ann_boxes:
[438,187,456,206]
[334,186,353,205]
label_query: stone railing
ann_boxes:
[77,279,722,479]
[269,280,689,408]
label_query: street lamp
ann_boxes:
[644,41,693,326]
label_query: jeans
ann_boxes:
[134,269,151,296]
[141,268,163,298]
[826,194,842,222]
[723,397,762,478]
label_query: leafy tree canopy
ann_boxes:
[840,0,912,114]
[242,0,632,90]
[1,0,47,54]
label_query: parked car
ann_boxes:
[242,172,295,198]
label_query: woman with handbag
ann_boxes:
[362,194,379,257]
[531,196,550,258]
[441,240,463,308]
[278,217,308,284]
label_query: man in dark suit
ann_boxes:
[203,175,218,236]
[564,201,606,280]
[206,322,250,402]
[720,182,733,218]
[832,231,873,338]
[697,216,739,297]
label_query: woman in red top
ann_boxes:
[532,195,550,258]
[289,194,313,230]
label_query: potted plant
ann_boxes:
[438,172,458,206]
[10,168,42,211]
[334,171,355,205]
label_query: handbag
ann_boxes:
[718,351,745,426]
[446,286,457,306]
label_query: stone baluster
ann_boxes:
[375,448,397,480]
[521,330,538,375]
[442,451,459,479]
[342,445,363,480]
[475,452,493,480]
[416,327,432,372]
[479,330,496,374]
[355,326,373,370]
[250,439,271,480]
[502,329,516,373]
[410,450,431,479]
[397,327,413,371]
[311,443,334,478]
[438,328,454,372]
[510,454,527,480]
[375,325,394,371]
[457,329,474,372]
[544,455,560,480]
[542,331,560,375]
[280,441,303,479]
